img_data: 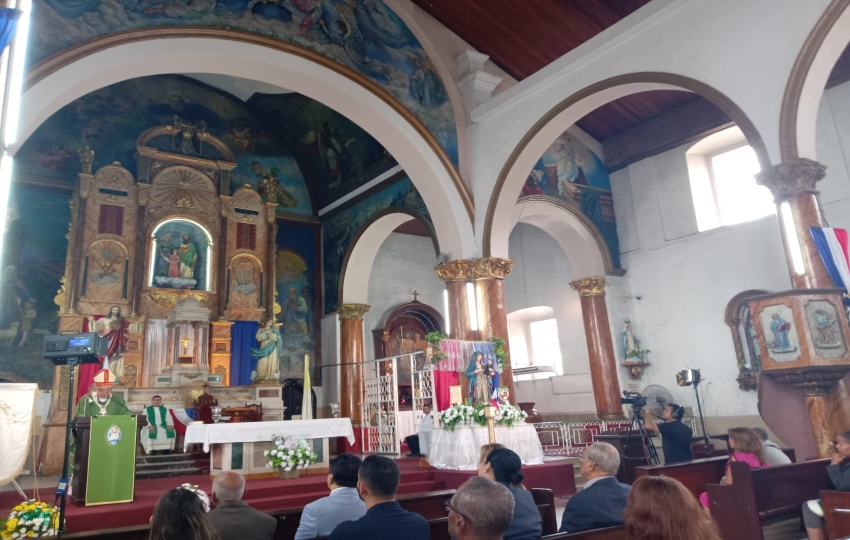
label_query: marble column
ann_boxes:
[756,159,831,289]
[130,184,150,317]
[435,258,515,404]
[266,209,277,322]
[338,303,369,453]
[569,277,624,419]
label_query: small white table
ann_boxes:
[184,418,355,477]
[428,424,545,470]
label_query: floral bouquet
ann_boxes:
[494,404,528,427]
[179,483,211,512]
[264,437,318,472]
[439,403,485,431]
[1,500,59,539]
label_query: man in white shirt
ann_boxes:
[404,404,433,457]
[294,454,367,539]
[141,395,175,455]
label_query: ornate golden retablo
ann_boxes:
[337,303,371,320]
[146,290,212,308]
[434,257,513,282]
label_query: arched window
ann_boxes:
[149,218,213,291]
[724,289,769,390]
[507,306,562,380]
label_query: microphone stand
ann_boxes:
[692,379,710,450]
[56,357,79,534]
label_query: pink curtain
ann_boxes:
[433,370,459,411]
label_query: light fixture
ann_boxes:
[443,288,451,332]
[675,368,709,450]
[780,202,806,275]
[4,0,32,147]
[466,281,478,332]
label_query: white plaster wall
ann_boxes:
[504,223,596,412]
[364,233,446,361]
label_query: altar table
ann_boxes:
[184,418,354,477]
[428,424,545,470]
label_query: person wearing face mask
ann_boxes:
[802,431,850,540]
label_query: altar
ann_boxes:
[427,424,545,471]
[184,418,354,478]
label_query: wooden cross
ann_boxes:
[412,290,420,302]
[181,336,190,352]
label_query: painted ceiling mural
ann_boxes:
[521,130,621,268]
[16,74,314,213]
[249,92,397,209]
[29,0,459,166]
[323,175,430,312]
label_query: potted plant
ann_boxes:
[425,331,448,364]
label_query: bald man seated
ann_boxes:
[207,471,277,540]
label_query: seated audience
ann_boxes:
[623,476,721,540]
[447,476,515,540]
[803,430,850,540]
[559,442,630,533]
[150,487,221,540]
[207,471,276,540]
[699,426,769,508]
[478,447,542,540]
[328,455,429,540]
[405,403,434,457]
[752,427,792,466]
[295,454,367,539]
[642,403,693,464]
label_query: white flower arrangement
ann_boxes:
[1,500,59,539]
[440,403,485,431]
[493,404,528,427]
[264,436,318,472]
[179,483,211,512]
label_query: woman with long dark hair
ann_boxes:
[149,488,220,540]
[478,447,541,540]
[624,476,721,540]
[803,430,850,540]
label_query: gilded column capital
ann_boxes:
[755,158,827,199]
[569,276,606,296]
[265,203,277,224]
[435,257,513,281]
[337,303,370,320]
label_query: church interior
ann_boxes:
[3,0,850,538]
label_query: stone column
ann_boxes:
[435,258,515,404]
[67,180,90,314]
[338,303,369,452]
[570,277,624,419]
[265,207,277,322]
[130,184,149,317]
[217,206,229,318]
[756,159,831,289]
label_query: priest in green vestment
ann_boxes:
[71,368,131,474]
[141,395,175,455]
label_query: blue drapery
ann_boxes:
[231,321,259,386]
[0,9,21,55]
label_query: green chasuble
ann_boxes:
[145,406,175,439]
[75,393,131,417]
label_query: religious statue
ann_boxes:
[465,351,495,405]
[251,319,283,382]
[233,258,256,295]
[622,318,638,355]
[153,232,198,289]
[88,305,129,382]
[769,313,797,353]
[178,234,198,279]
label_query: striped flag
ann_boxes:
[301,354,313,420]
[810,227,850,291]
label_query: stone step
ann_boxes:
[136,466,209,479]
[136,460,210,472]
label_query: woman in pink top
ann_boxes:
[700,427,770,508]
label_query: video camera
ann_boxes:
[620,390,647,408]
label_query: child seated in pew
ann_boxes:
[624,476,721,540]
[699,427,769,508]
[803,430,850,540]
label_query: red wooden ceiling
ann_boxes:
[411,0,653,81]
[576,91,701,141]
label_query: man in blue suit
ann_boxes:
[294,454,367,540]
[328,455,429,540]
[559,442,631,533]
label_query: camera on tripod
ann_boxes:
[620,390,647,409]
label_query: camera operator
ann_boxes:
[642,404,693,464]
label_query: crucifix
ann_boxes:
[181,336,190,353]
[412,290,420,302]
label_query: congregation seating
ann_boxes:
[635,455,729,497]
[822,490,850,540]
[706,458,833,540]
[542,526,626,539]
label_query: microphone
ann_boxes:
[226,392,248,407]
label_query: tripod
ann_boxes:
[621,405,660,466]
[691,378,710,451]
[55,357,79,534]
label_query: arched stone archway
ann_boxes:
[779,0,850,162]
[483,73,772,259]
[19,31,475,260]
[339,208,437,305]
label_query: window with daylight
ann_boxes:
[507,307,563,380]
[687,127,774,232]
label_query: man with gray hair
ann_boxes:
[752,427,792,466]
[559,442,631,533]
[207,471,277,540]
[447,477,515,540]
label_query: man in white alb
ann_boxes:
[404,404,433,457]
[141,395,176,455]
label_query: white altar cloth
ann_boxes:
[184,418,355,452]
[428,424,544,470]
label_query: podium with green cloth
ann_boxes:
[71,415,145,506]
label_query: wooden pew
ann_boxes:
[706,459,833,540]
[822,490,850,540]
[532,487,558,535]
[634,456,728,498]
[542,525,627,539]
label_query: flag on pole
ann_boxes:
[301,354,313,420]
[810,227,850,292]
